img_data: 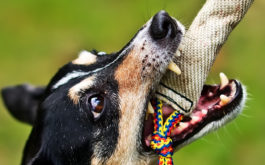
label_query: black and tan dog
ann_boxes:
[1,11,245,165]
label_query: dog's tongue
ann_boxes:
[156,0,253,114]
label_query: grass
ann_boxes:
[0,0,264,164]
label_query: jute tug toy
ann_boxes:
[150,99,183,165]
[150,0,253,164]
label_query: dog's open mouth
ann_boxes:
[143,73,244,151]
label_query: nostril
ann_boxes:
[150,11,177,40]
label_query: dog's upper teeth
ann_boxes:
[220,94,230,106]
[220,72,229,89]
[145,102,154,120]
[168,61,181,75]
[178,43,184,51]
[175,50,181,57]
[175,44,184,57]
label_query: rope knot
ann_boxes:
[150,99,183,165]
[150,133,173,157]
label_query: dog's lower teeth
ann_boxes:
[145,102,154,120]
[191,116,200,124]
[148,102,154,114]
[202,109,208,115]
[179,122,189,129]
[168,61,181,75]
[220,94,230,106]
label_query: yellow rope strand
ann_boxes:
[150,99,183,165]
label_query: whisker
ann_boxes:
[214,131,223,143]
[233,122,243,134]
[223,127,233,140]
[239,113,254,118]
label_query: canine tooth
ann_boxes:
[145,102,154,120]
[175,50,181,57]
[168,62,181,75]
[220,94,230,106]
[148,102,154,114]
[220,72,229,89]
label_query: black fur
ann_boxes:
[27,50,129,164]
[1,11,178,164]
[1,45,134,164]
[1,84,45,125]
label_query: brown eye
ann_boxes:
[88,95,105,119]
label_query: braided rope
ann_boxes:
[150,99,183,165]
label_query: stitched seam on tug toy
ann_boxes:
[150,99,183,165]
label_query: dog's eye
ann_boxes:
[88,95,105,119]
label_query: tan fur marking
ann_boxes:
[72,51,97,65]
[91,157,103,165]
[68,75,95,104]
[105,50,153,164]
[114,50,142,95]
[106,91,150,165]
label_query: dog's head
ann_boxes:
[1,11,245,165]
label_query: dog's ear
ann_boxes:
[1,84,46,125]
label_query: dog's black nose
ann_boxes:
[150,11,178,40]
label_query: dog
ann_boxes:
[1,11,246,165]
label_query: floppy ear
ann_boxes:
[1,84,45,125]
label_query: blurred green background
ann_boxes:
[0,0,264,164]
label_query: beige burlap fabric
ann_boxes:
[156,0,253,114]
